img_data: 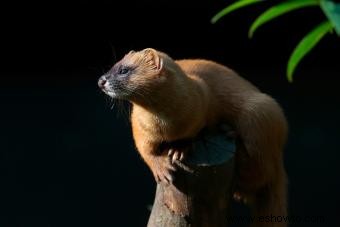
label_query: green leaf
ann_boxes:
[320,0,340,36]
[211,0,263,24]
[287,21,333,82]
[249,0,319,38]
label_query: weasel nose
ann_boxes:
[98,77,107,88]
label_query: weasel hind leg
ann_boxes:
[230,93,288,226]
[250,163,287,227]
[233,149,287,227]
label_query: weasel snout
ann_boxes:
[98,76,107,89]
[98,75,117,97]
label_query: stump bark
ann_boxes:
[147,126,235,227]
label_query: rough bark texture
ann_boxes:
[148,127,235,227]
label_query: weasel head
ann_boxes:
[98,48,173,101]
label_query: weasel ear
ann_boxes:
[142,48,163,71]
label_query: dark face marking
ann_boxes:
[117,65,133,76]
[98,62,136,99]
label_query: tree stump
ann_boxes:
[148,126,236,227]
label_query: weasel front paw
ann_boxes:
[151,156,177,184]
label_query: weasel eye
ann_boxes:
[118,67,130,75]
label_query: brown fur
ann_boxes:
[99,48,288,227]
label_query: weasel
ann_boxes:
[98,48,288,226]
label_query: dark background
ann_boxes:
[1,0,339,226]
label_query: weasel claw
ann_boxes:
[169,149,185,164]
